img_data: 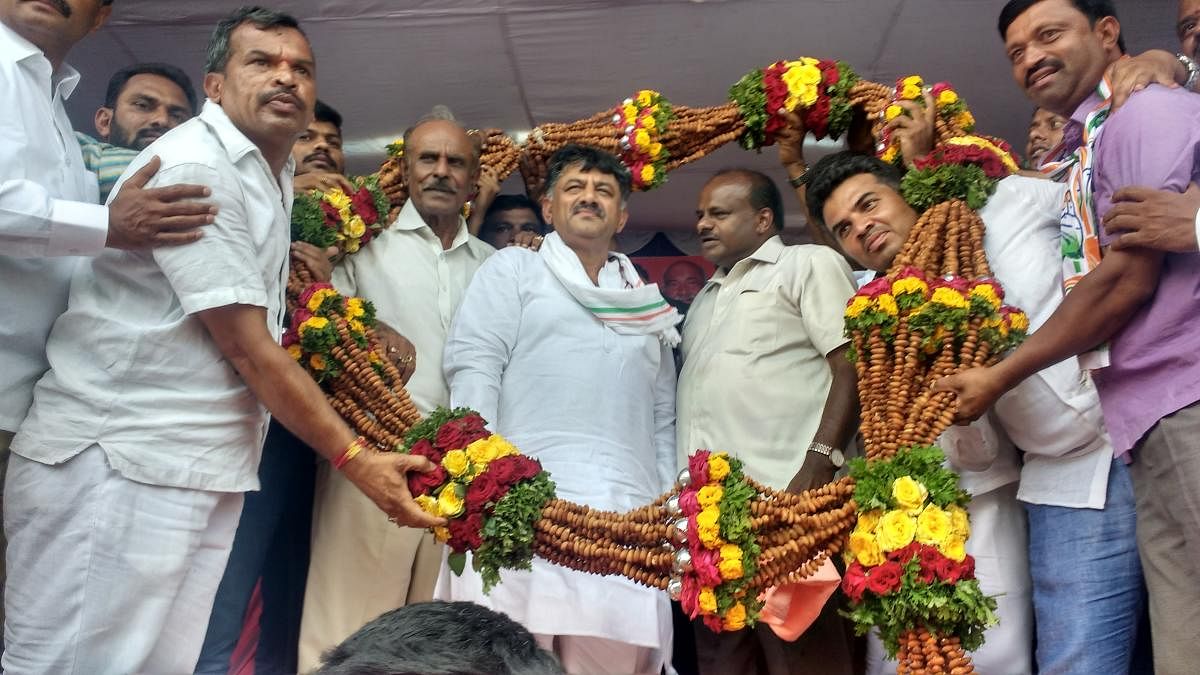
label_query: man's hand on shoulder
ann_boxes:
[106,156,217,250]
[293,171,354,195]
[1106,50,1188,110]
[1104,183,1200,253]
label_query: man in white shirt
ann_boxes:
[438,144,678,675]
[5,9,439,673]
[299,108,495,671]
[677,169,858,675]
[805,150,1142,673]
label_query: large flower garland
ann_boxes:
[614,89,673,189]
[673,451,760,632]
[291,175,390,255]
[283,282,384,383]
[729,57,859,149]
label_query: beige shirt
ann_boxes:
[332,199,493,415]
[677,236,855,489]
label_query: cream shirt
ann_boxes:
[677,236,856,489]
[0,22,107,431]
[13,101,293,492]
[332,199,493,415]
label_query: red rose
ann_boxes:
[320,199,341,227]
[842,562,869,603]
[822,62,840,87]
[460,413,488,434]
[408,438,441,462]
[487,456,541,488]
[435,422,470,451]
[887,541,921,563]
[866,561,903,595]
[959,555,976,580]
[447,511,484,552]
[935,557,964,583]
[465,470,506,512]
[350,186,379,225]
[407,464,447,498]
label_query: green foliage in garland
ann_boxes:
[848,445,970,512]
[900,164,998,212]
[473,472,558,591]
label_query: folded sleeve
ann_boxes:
[793,246,856,357]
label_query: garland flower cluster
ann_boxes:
[843,446,997,655]
[404,407,557,591]
[729,57,859,149]
[672,450,760,633]
[283,282,382,383]
[902,134,1021,212]
[613,89,674,189]
[291,175,390,255]
[880,77,974,165]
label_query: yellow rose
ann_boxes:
[432,526,450,543]
[697,506,722,548]
[324,188,351,210]
[466,437,499,467]
[415,494,440,516]
[345,297,365,319]
[650,142,664,159]
[489,435,520,459]
[916,504,953,546]
[876,293,898,317]
[901,83,921,100]
[634,129,651,151]
[876,510,917,552]
[640,165,655,184]
[442,449,470,478]
[697,485,724,509]
[623,103,638,122]
[849,529,885,567]
[956,110,976,129]
[345,215,366,239]
[708,454,731,481]
[637,89,654,107]
[698,588,717,614]
[641,115,656,131]
[941,535,967,562]
[930,286,968,309]
[286,344,302,361]
[856,509,884,534]
[891,476,929,513]
[885,104,904,122]
[937,89,959,106]
[723,602,747,631]
[902,75,923,88]
[437,485,465,518]
[309,353,327,371]
[845,295,870,319]
[947,504,971,539]
[338,205,352,224]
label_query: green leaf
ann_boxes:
[448,551,467,576]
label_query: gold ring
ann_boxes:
[400,355,414,364]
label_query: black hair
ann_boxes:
[544,144,633,202]
[804,151,904,231]
[710,168,785,231]
[315,601,564,675]
[483,194,545,227]
[998,0,1125,53]
[103,62,197,114]
[205,6,305,74]
[314,99,343,131]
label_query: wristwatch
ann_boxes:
[788,167,810,188]
[1178,53,1200,92]
[807,441,845,468]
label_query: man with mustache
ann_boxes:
[438,144,679,674]
[292,98,352,194]
[4,8,440,673]
[1024,107,1066,169]
[676,169,858,675]
[938,1,1200,671]
[75,62,196,202]
[299,106,495,671]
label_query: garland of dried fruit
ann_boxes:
[287,58,1028,674]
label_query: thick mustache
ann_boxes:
[39,0,71,17]
[422,178,455,193]
[1026,57,1063,87]
[258,88,301,109]
[572,203,604,219]
[304,151,333,165]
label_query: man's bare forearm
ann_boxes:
[812,344,860,450]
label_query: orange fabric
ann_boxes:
[757,558,841,641]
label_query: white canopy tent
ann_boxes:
[65,0,1178,243]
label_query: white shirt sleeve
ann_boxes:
[0,179,107,257]
[443,251,523,427]
[652,342,678,492]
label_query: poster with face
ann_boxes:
[631,256,716,312]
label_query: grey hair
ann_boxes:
[401,106,481,166]
[204,6,305,74]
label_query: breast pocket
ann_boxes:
[726,278,781,355]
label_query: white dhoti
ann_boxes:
[2,445,242,675]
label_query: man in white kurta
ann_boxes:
[437,145,678,675]
[299,116,495,670]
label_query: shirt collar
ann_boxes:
[0,20,81,100]
[1062,90,1106,152]
[392,199,473,251]
[707,235,783,284]
[197,99,295,180]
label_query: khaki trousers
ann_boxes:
[298,461,442,672]
[1130,400,1200,675]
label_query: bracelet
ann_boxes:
[788,167,809,188]
[333,436,369,470]
[1178,53,1200,91]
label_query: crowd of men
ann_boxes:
[2,0,1200,673]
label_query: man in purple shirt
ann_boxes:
[939,1,1200,671]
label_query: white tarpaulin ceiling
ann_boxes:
[65,0,1177,238]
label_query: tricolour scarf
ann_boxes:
[539,231,682,347]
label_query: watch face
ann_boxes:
[830,448,845,467]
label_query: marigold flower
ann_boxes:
[309,353,327,371]
[892,276,928,297]
[930,286,969,309]
[937,89,959,106]
[698,587,717,614]
[718,555,744,580]
[306,289,336,313]
[286,344,302,361]
[969,283,1002,309]
[885,104,904,122]
[697,506,722,549]
[876,510,918,552]
[637,89,655,107]
[708,454,731,481]
[876,293,898,317]
[891,475,929,513]
[845,295,871,319]
[697,485,724,509]
[1008,310,1029,332]
[916,503,953,546]
[640,165,655,185]
[442,449,470,478]
[723,602,747,631]
[345,297,365,319]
